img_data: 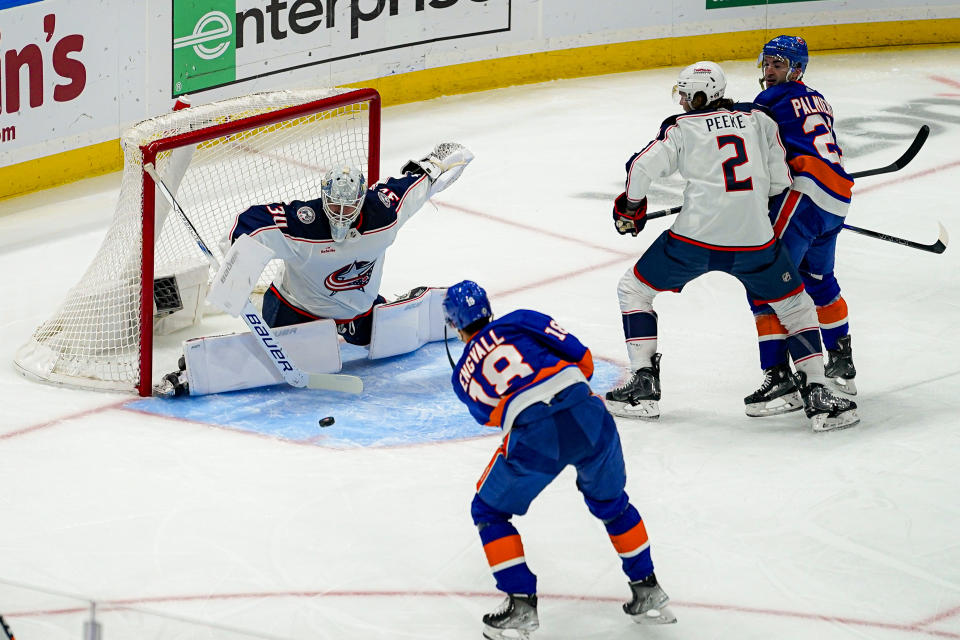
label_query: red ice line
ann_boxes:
[5,589,960,638]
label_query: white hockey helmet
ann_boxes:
[674,61,727,109]
[321,165,366,242]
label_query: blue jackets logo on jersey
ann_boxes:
[296,206,316,224]
[325,260,377,293]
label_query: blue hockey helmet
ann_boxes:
[442,280,492,331]
[759,35,809,79]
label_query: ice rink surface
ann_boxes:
[1,46,959,639]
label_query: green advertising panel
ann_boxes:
[707,0,823,7]
[172,0,237,95]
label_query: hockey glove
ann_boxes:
[402,143,474,195]
[613,192,648,236]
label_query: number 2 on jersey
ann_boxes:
[803,114,842,164]
[717,135,754,192]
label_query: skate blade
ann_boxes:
[482,625,535,640]
[629,605,677,625]
[605,398,660,420]
[811,408,860,432]
[744,392,803,417]
[827,376,857,396]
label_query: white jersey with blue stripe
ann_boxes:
[626,103,791,249]
[226,173,431,320]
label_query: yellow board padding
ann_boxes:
[1,139,123,202]
[2,17,958,202]
[349,19,960,106]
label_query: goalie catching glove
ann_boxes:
[613,192,648,236]
[401,142,474,195]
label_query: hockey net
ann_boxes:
[14,87,381,396]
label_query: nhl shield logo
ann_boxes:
[296,206,316,224]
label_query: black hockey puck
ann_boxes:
[318,416,335,427]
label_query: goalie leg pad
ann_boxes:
[183,318,341,395]
[367,287,448,359]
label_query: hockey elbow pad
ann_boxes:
[613,192,648,236]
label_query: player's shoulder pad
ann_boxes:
[275,197,337,240]
[754,82,801,107]
[657,113,681,139]
[495,308,552,330]
[359,174,426,231]
[231,202,288,241]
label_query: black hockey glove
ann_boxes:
[613,192,648,236]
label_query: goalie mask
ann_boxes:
[321,165,366,242]
[673,61,726,111]
[442,280,492,332]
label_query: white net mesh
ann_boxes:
[15,88,377,393]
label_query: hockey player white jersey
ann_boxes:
[225,173,432,321]
[626,104,791,248]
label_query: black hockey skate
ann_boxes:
[744,362,804,417]
[825,335,857,396]
[482,594,539,640]
[795,371,860,432]
[605,354,661,420]
[153,355,189,398]
[623,573,677,625]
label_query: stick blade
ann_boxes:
[932,221,949,254]
[307,373,363,394]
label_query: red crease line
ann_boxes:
[1,400,128,440]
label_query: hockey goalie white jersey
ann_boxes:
[626,103,791,248]
[225,173,432,320]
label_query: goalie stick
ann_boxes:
[144,163,363,395]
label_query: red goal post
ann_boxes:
[15,87,381,396]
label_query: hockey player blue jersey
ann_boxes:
[451,310,595,430]
[754,82,853,217]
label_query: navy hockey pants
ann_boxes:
[471,383,655,595]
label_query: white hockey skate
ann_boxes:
[825,335,857,396]
[605,354,661,420]
[744,363,803,417]
[623,573,677,625]
[482,594,539,640]
[796,372,860,432]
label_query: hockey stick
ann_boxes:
[0,613,15,640]
[144,163,363,394]
[842,220,948,254]
[845,124,929,178]
[644,125,932,223]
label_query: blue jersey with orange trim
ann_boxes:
[223,173,430,320]
[451,310,595,430]
[754,82,853,216]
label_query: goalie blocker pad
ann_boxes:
[183,318,341,395]
[368,287,448,359]
[207,233,275,317]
